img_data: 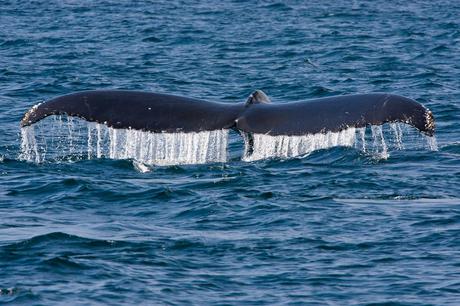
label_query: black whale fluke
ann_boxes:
[236,93,435,136]
[21,90,435,137]
[21,90,244,133]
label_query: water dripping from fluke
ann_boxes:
[19,116,228,166]
[18,116,437,165]
[243,124,437,162]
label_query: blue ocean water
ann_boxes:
[1,0,460,304]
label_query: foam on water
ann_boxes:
[19,116,437,165]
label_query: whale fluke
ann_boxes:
[236,93,435,136]
[21,90,435,137]
[21,90,244,133]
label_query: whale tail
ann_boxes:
[21,90,435,137]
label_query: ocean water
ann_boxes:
[1,0,460,305]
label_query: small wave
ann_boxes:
[142,36,162,43]
[2,232,120,251]
[43,255,89,271]
[440,142,460,154]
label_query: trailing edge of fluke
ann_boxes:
[21,90,435,137]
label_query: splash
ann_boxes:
[19,116,228,166]
[243,123,437,161]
